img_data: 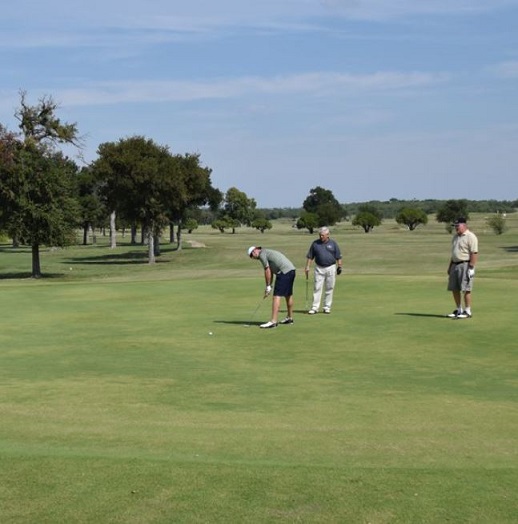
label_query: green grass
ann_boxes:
[0,215,517,522]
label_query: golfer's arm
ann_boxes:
[264,267,273,286]
[469,253,478,268]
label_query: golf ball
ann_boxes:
[208,332,213,336]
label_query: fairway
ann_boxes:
[1,216,517,523]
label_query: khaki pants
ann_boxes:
[312,264,337,311]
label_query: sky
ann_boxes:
[1,1,518,208]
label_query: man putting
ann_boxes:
[247,246,296,329]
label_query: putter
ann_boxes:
[305,273,309,311]
[244,297,265,327]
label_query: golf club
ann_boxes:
[305,273,309,311]
[244,297,265,327]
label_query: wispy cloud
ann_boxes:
[4,0,518,42]
[490,60,518,78]
[55,71,447,107]
[319,0,518,19]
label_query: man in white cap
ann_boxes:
[247,246,296,328]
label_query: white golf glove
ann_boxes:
[468,268,475,279]
[264,285,272,296]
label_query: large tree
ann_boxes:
[0,93,81,277]
[91,136,186,263]
[302,186,342,226]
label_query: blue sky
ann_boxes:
[2,1,518,208]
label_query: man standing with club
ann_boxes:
[304,226,343,314]
[247,246,296,329]
[447,217,478,319]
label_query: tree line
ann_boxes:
[1,93,515,277]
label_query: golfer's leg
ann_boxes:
[464,291,472,309]
[452,290,461,309]
[312,267,324,310]
[271,295,281,323]
[286,295,294,318]
[323,267,336,309]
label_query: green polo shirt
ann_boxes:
[258,249,296,274]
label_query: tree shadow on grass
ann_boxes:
[0,272,63,280]
[65,251,174,265]
[65,245,179,266]
[395,312,448,319]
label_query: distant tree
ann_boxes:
[221,187,256,233]
[487,214,507,235]
[436,199,469,231]
[395,207,428,230]
[352,211,382,233]
[296,211,319,234]
[0,92,82,277]
[182,218,198,233]
[251,217,272,233]
[302,186,342,226]
[211,217,233,233]
[358,204,383,221]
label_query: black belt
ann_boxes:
[452,260,468,265]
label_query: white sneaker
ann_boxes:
[323,307,331,314]
[260,321,278,329]
[308,309,317,315]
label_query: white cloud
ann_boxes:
[52,70,446,108]
[490,60,518,78]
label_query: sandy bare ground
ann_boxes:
[185,239,206,248]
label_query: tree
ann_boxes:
[352,212,381,233]
[436,199,469,231]
[91,136,186,263]
[0,93,82,277]
[221,187,256,233]
[182,218,199,233]
[76,166,106,245]
[168,153,220,250]
[487,214,507,235]
[302,186,342,226]
[211,217,233,233]
[251,217,272,233]
[395,207,428,230]
[352,206,382,233]
[296,211,319,234]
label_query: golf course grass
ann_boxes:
[1,215,517,523]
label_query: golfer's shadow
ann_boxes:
[396,312,448,318]
[214,320,262,326]
[214,310,309,326]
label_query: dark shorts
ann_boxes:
[274,270,296,297]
